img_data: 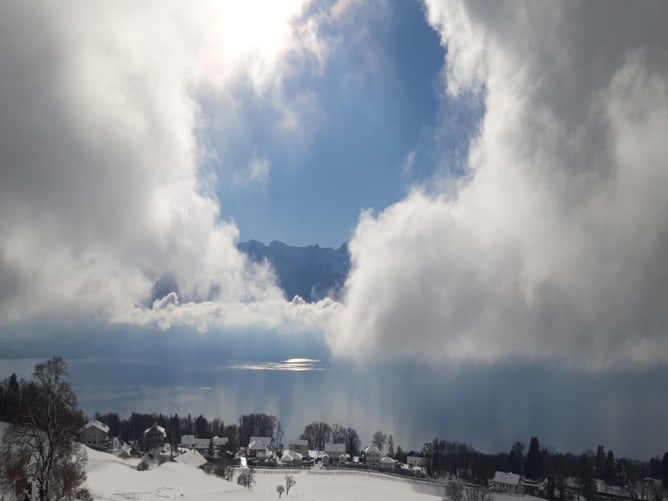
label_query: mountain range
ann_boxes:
[238,240,351,303]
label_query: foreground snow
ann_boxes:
[85,447,253,500]
[252,469,445,500]
[84,446,546,501]
[84,447,446,500]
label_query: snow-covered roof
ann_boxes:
[493,472,521,485]
[248,439,268,450]
[364,445,381,456]
[175,449,207,468]
[281,450,303,463]
[180,435,227,448]
[83,419,110,434]
[143,424,166,437]
[380,456,396,464]
[212,436,228,446]
[249,436,272,448]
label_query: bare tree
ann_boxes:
[300,422,331,450]
[372,431,387,452]
[285,475,296,495]
[237,468,256,490]
[276,485,285,498]
[345,427,360,457]
[447,481,464,501]
[649,480,662,501]
[465,485,493,501]
[0,445,31,498]
[0,358,86,501]
[222,465,235,482]
[274,420,284,449]
[331,424,347,444]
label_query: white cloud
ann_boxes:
[116,296,342,335]
[248,153,272,188]
[330,1,668,369]
[0,0,330,326]
[402,149,416,175]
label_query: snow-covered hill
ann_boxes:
[84,446,447,500]
[85,447,253,500]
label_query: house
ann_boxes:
[175,449,207,468]
[180,434,228,453]
[324,442,345,457]
[212,436,228,449]
[363,445,381,467]
[407,456,426,467]
[249,436,272,449]
[248,437,271,458]
[143,423,166,456]
[380,456,397,471]
[492,471,522,494]
[521,478,547,497]
[80,420,110,447]
[288,439,309,457]
[281,450,303,465]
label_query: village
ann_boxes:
[79,418,667,501]
[80,418,429,476]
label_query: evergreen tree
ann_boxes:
[388,434,395,457]
[525,436,544,479]
[662,452,668,489]
[508,442,525,475]
[195,414,209,438]
[579,454,596,501]
[595,445,606,479]
[169,414,181,451]
[650,457,660,479]
[604,450,616,484]
[4,373,20,423]
[396,445,406,463]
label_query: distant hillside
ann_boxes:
[238,240,351,302]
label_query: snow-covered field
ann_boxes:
[84,446,448,500]
[84,447,546,501]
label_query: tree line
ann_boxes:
[419,435,668,501]
[91,410,282,454]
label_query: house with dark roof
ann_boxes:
[143,423,166,456]
[80,419,110,447]
[288,439,309,457]
[248,436,272,458]
[363,445,381,467]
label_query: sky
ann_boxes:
[1,0,668,459]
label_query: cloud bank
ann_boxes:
[331,1,668,369]
[2,0,668,373]
[0,0,340,330]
